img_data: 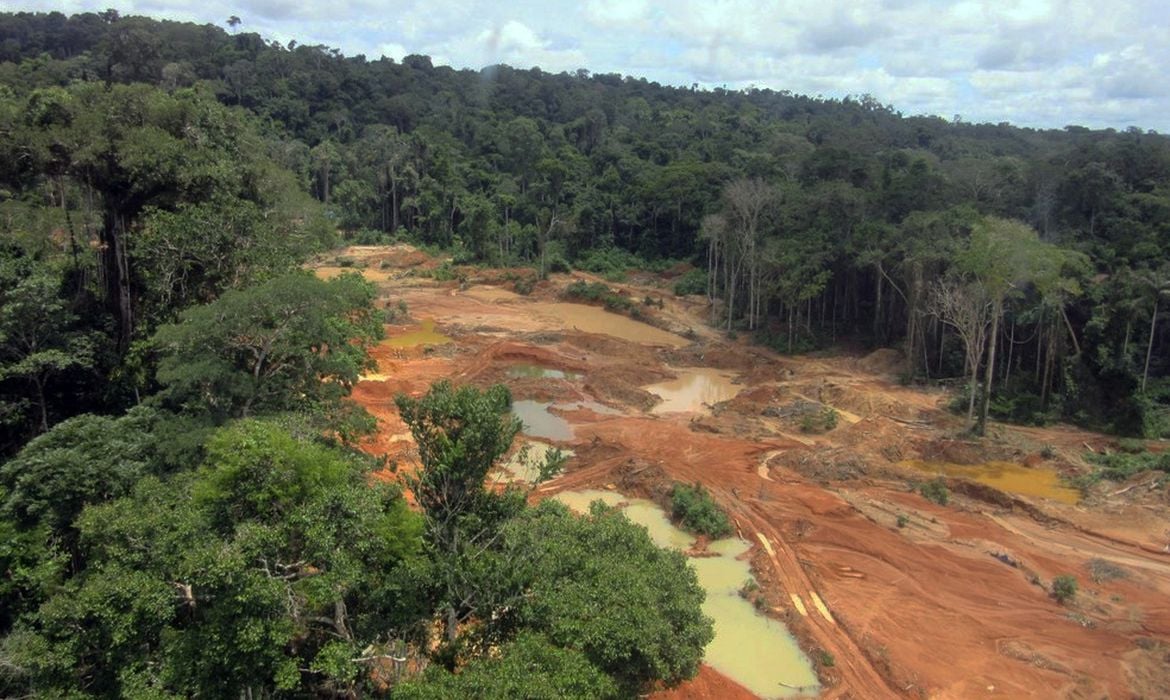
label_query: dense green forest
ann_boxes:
[0,11,719,697]
[0,9,1168,695]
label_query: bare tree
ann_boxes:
[930,277,993,422]
[721,178,778,331]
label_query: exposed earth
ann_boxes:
[321,245,1170,699]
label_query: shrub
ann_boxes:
[669,482,733,538]
[1083,449,1170,483]
[673,268,707,296]
[918,478,949,506]
[514,276,535,295]
[896,514,909,528]
[1052,574,1078,604]
[1086,558,1127,583]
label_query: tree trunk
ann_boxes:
[1142,299,1158,393]
[976,303,1001,435]
[101,209,134,352]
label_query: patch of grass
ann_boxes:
[896,514,909,529]
[669,482,733,539]
[800,407,839,434]
[918,478,949,506]
[1052,574,1078,604]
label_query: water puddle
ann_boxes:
[493,440,574,484]
[512,400,574,441]
[644,368,741,413]
[384,319,452,348]
[508,364,580,381]
[531,302,689,347]
[554,489,820,698]
[900,460,1080,504]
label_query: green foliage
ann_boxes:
[918,477,950,506]
[673,268,708,296]
[669,482,733,538]
[152,271,382,422]
[575,247,646,277]
[6,420,425,697]
[0,408,161,536]
[896,514,909,528]
[1052,574,1078,604]
[395,632,618,700]
[395,381,527,649]
[563,280,637,315]
[496,500,713,694]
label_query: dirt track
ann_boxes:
[331,245,1170,699]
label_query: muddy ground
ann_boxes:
[324,245,1170,700]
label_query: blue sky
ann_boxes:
[15,0,1170,131]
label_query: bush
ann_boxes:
[918,478,949,506]
[563,281,636,315]
[673,269,707,296]
[669,482,733,538]
[1052,574,1078,604]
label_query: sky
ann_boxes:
[14,0,1170,131]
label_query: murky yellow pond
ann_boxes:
[531,302,690,347]
[554,489,820,698]
[644,368,741,413]
[900,460,1080,504]
[384,319,451,348]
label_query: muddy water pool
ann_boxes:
[554,489,820,698]
[512,400,575,441]
[644,368,741,414]
[384,319,451,348]
[508,364,580,380]
[900,460,1080,504]
[530,302,690,347]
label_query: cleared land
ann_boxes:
[325,245,1170,700]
